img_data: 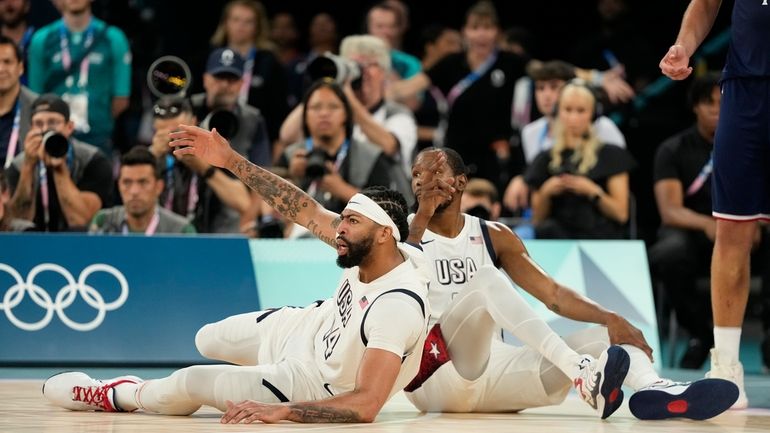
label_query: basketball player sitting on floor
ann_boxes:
[404,148,738,420]
[43,125,430,424]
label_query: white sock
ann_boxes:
[620,344,661,390]
[713,326,742,364]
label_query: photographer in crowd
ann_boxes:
[275,79,402,213]
[5,93,112,231]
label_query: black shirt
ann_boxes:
[653,126,713,216]
[525,144,636,238]
[0,98,18,160]
[426,51,526,178]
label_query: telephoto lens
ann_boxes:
[42,131,69,158]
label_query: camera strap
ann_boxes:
[37,144,74,229]
[3,98,22,169]
[162,154,200,219]
[239,48,257,104]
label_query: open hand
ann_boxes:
[168,125,236,169]
[221,400,291,424]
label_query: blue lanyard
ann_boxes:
[3,98,22,169]
[537,121,551,153]
[446,50,498,108]
[37,142,75,228]
[19,26,34,54]
[685,152,713,197]
[305,138,349,171]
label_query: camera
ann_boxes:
[42,130,69,158]
[305,148,330,179]
[147,55,192,98]
[200,108,239,140]
[306,52,362,90]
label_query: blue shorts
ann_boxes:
[712,77,770,221]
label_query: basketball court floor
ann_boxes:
[1,368,769,433]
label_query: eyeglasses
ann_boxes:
[31,119,65,130]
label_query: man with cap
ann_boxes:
[5,93,112,231]
[190,47,271,233]
[149,95,251,233]
[43,124,431,425]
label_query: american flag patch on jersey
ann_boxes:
[359,296,369,309]
[469,235,483,244]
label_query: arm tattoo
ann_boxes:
[307,218,340,248]
[231,159,310,221]
[287,404,362,423]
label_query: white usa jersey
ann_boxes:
[313,243,431,397]
[409,213,499,326]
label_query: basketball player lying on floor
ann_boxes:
[43,125,432,424]
[403,148,738,420]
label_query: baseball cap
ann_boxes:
[206,48,244,78]
[31,94,70,121]
[153,95,193,119]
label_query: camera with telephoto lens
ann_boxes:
[200,108,239,140]
[306,52,362,90]
[305,148,330,179]
[42,130,69,158]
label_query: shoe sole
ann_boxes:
[628,378,739,420]
[600,346,630,419]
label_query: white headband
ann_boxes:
[344,193,401,241]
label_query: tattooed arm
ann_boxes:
[168,125,340,247]
[220,348,402,424]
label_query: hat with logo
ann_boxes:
[206,48,245,78]
[31,93,70,121]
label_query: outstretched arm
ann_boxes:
[492,225,653,359]
[169,125,340,247]
[220,348,402,423]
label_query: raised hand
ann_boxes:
[167,125,236,169]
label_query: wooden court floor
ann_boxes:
[2,378,770,433]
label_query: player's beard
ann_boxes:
[336,234,374,268]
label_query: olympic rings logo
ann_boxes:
[0,263,129,332]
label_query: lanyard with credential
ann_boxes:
[59,21,95,89]
[163,154,199,218]
[305,138,349,196]
[239,48,257,104]
[38,143,74,228]
[3,98,22,169]
[122,208,160,235]
[686,153,713,197]
[446,50,498,108]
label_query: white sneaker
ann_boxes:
[42,371,142,412]
[628,378,738,420]
[706,348,748,409]
[573,345,630,419]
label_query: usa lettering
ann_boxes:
[434,258,478,284]
[336,279,353,327]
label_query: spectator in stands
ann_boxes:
[503,61,627,212]
[191,47,271,167]
[269,12,301,67]
[461,177,501,222]
[280,36,416,199]
[648,73,770,369]
[0,167,32,231]
[276,79,403,213]
[0,35,36,169]
[525,83,634,239]
[210,0,288,144]
[382,0,409,51]
[0,0,33,81]
[89,145,195,235]
[149,95,251,234]
[27,0,131,155]
[285,12,339,108]
[413,24,462,151]
[365,2,421,80]
[6,93,112,231]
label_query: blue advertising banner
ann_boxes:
[0,234,259,364]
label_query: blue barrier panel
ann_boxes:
[0,234,259,364]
